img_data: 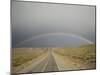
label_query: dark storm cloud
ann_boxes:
[12,1,96,48]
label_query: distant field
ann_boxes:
[12,48,48,68]
[53,44,96,68]
[12,45,96,73]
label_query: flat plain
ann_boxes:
[12,44,96,74]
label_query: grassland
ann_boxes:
[12,45,96,73]
[53,44,96,68]
[12,48,48,68]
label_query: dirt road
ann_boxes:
[13,49,94,74]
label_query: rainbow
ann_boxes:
[15,32,93,47]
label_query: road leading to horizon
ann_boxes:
[44,49,59,72]
[17,50,59,74]
[13,47,95,74]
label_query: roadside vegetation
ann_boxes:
[53,44,96,68]
[12,48,48,68]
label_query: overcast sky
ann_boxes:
[12,1,96,48]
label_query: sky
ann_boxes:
[12,1,96,48]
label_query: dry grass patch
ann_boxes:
[53,44,96,68]
[12,48,48,67]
